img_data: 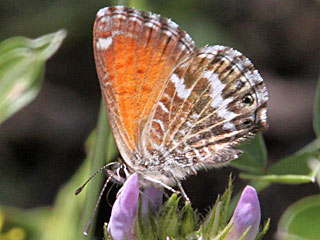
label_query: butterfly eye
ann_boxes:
[242,94,254,106]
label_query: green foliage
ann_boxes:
[1,159,87,240]
[231,134,268,174]
[0,101,117,240]
[277,195,320,240]
[0,207,26,240]
[231,122,320,187]
[78,102,117,240]
[122,179,266,240]
[157,194,182,238]
[180,202,197,237]
[237,134,320,187]
[0,207,47,240]
[256,219,270,240]
[137,194,199,239]
[201,178,233,239]
[232,135,320,186]
[1,5,320,238]
[0,30,66,124]
[103,223,112,240]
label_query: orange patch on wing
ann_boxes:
[139,33,179,123]
[94,12,194,153]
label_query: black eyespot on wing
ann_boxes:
[242,94,254,106]
[242,119,252,127]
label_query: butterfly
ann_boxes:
[93,5,268,199]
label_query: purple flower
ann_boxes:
[141,185,163,218]
[225,186,261,240]
[107,173,163,240]
[107,178,261,240]
[107,173,139,240]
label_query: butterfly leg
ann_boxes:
[144,176,179,194]
[173,176,191,204]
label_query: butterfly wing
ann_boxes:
[141,45,268,179]
[93,6,195,168]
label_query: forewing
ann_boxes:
[142,45,268,169]
[93,6,195,165]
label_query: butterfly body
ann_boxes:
[93,6,268,188]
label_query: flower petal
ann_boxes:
[107,173,140,240]
[225,186,261,240]
[141,185,163,218]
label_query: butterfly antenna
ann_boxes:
[75,162,118,195]
[83,175,112,236]
[106,182,116,208]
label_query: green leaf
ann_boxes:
[231,134,268,174]
[0,206,50,240]
[179,202,197,237]
[136,194,197,240]
[104,223,112,240]
[218,176,233,228]
[240,139,320,185]
[308,158,320,186]
[240,173,315,184]
[201,178,233,239]
[137,198,157,240]
[0,111,115,240]
[313,75,320,137]
[201,201,222,239]
[0,30,66,124]
[41,159,90,240]
[78,101,117,240]
[277,195,320,240]
[256,219,270,240]
[296,138,320,155]
[238,226,251,240]
[212,222,232,240]
[268,153,315,176]
[268,138,320,176]
[158,194,180,239]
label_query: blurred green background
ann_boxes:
[1,0,320,239]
